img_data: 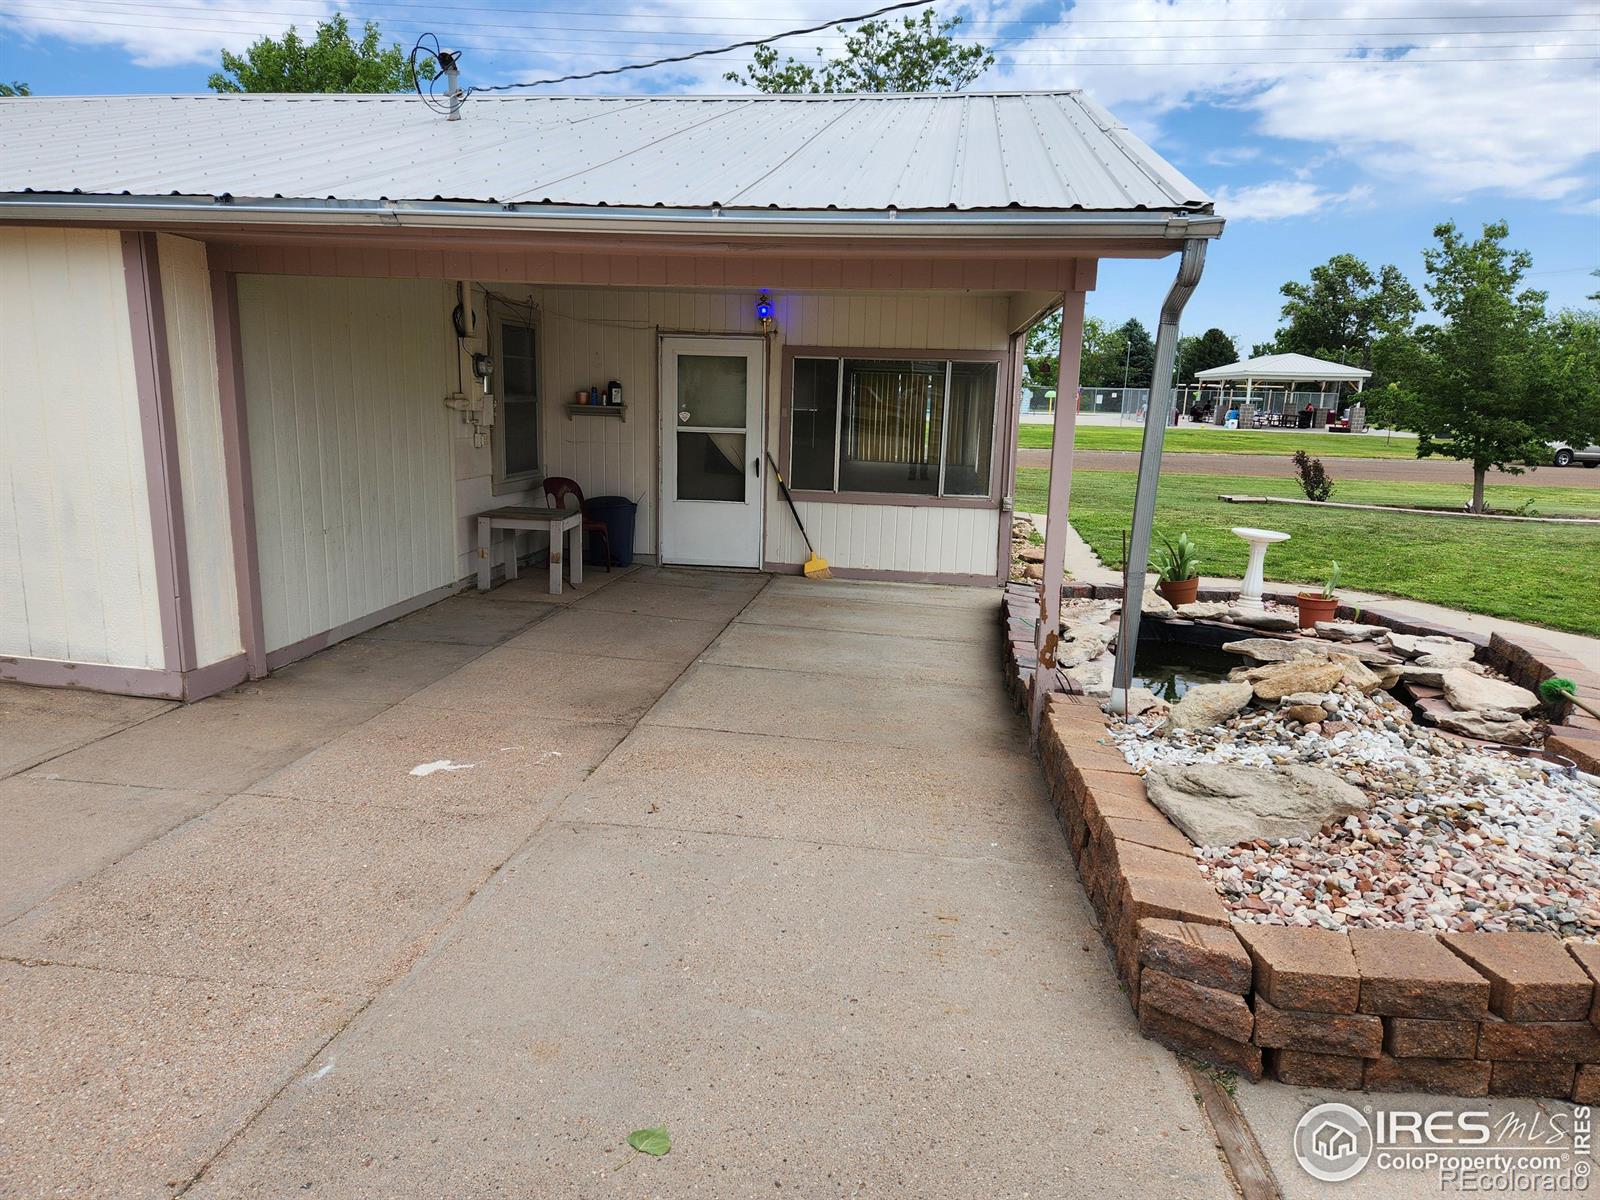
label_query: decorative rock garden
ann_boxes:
[1002,575,1600,1100]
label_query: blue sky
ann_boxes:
[3,0,1597,349]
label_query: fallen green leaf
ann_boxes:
[627,1125,670,1157]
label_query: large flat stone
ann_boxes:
[32,693,388,794]
[248,703,627,815]
[0,776,218,922]
[0,794,534,991]
[643,662,1026,756]
[186,821,1234,1199]
[1440,670,1540,715]
[1144,762,1366,848]
[0,961,356,1200]
[561,724,1058,863]
[1164,682,1254,731]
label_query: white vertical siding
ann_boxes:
[156,234,241,666]
[0,227,165,667]
[237,276,456,654]
[472,285,1007,578]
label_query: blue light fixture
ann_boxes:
[755,291,775,331]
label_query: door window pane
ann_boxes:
[837,359,944,496]
[499,321,539,479]
[677,431,746,502]
[677,355,747,428]
[789,357,838,491]
[942,361,998,496]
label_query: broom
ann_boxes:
[765,452,831,579]
[1539,677,1600,721]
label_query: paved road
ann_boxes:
[1,568,1237,1199]
[1017,447,1600,487]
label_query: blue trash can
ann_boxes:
[584,495,637,567]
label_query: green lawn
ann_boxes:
[1018,424,1422,459]
[1014,467,1600,636]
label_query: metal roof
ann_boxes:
[0,92,1211,218]
[1194,353,1372,383]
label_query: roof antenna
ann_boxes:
[439,49,462,121]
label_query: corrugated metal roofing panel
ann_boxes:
[0,91,1210,216]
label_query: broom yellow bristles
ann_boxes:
[802,552,832,579]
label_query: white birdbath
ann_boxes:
[1231,527,1290,611]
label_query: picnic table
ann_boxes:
[475,505,584,595]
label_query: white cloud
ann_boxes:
[0,0,337,68]
[977,0,1600,205]
[1211,180,1372,221]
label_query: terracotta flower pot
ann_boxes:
[1157,576,1200,607]
[1296,592,1339,630]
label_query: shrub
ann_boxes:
[1293,450,1335,502]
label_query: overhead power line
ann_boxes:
[459,0,941,93]
[6,0,1594,46]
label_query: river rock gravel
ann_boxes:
[1107,686,1600,940]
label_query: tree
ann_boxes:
[1382,221,1600,511]
[208,14,431,94]
[1117,318,1155,389]
[726,8,993,93]
[1588,268,1600,304]
[0,82,29,96]
[1269,253,1422,380]
[1079,317,1128,389]
[1024,309,1062,393]
[1183,327,1239,382]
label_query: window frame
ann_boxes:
[779,345,1008,508]
[490,310,543,496]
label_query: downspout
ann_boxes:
[1108,238,1208,714]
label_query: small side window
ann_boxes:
[494,320,540,490]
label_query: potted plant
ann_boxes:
[1297,561,1341,629]
[1152,532,1201,607]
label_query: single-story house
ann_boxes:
[0,91,1221,701]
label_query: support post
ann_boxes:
[1029,290,1088,733]
[1109,240,1208,714]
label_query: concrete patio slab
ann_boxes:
[765,574,1001,610]
[0,960,355,1200]
[246,635,490,704]
[483,564,638,606]
[0,776,218,922]
[0,793,535,992]
[561,724,1061,864]
[405,648,694,725]
[359,594,555,646]
[575,578,759,623]
[187,820,1233,1200]
[619,565,769,594]
[736,590,994,643]
[2,573,1245,1199]
[31,693,390,794]
[1235,1078,1583,1199]
[0,683,172,779]
[702,620,996,685]
[250,704,628,814]
[644,662,1027,756]
[504,606,727,666]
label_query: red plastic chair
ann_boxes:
[543,476,611,572]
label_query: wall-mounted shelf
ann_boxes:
[565,403,627,422]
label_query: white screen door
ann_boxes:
[659,337,765,568]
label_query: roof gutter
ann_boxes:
[0,194,1223,241]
